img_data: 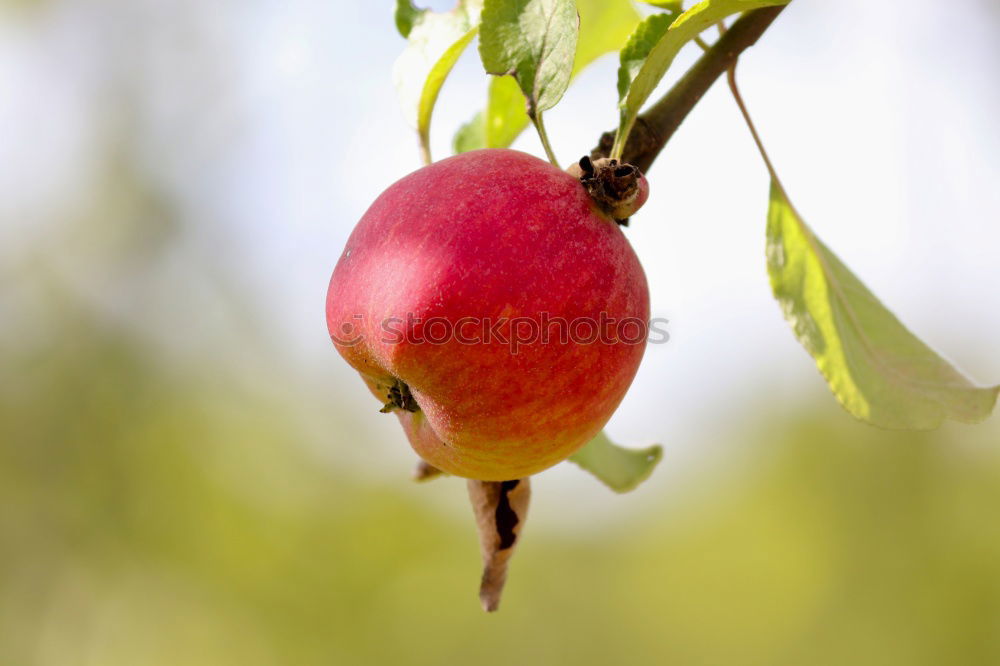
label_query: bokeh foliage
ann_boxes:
[3,288,999,664]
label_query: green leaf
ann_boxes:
[392,0,483,162]
[767,182,999,429]
[479,0,579,118]
[482,76,530,149]
[453,111,488,154]
[616,12,675,105]
[456,0,639,153]
[395,0,425,38]
[613,0,789,157]
[568,431,662,493]
[453,76,528,153]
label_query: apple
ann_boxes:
[326,149,649,481]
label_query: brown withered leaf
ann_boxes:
[466,478,531,612]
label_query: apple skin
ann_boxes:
[327,149,649,480]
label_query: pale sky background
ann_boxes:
[2,0,998,522]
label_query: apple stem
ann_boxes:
[529,111,560,169]
[467,477,531,612]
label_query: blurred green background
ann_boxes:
[4,288,1000,665]
[2,0,999,664]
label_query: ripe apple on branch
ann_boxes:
[326,0,998,611]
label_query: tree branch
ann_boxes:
[591,6,787,173]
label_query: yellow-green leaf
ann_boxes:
[453,76,526,153]
[614,0,789,157]
[575,0,644,73]
[417,28,478,155]
[636,0,683,15]
[616,13,675,105]
[453,111,488,154]
[568,431,662,493]
[393,1,483,162]
[767,182,999,429]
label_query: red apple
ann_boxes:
[326,149,649,480]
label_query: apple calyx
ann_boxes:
[379,378,420,414]
[568,155,649,225]
[412,459,444,481]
